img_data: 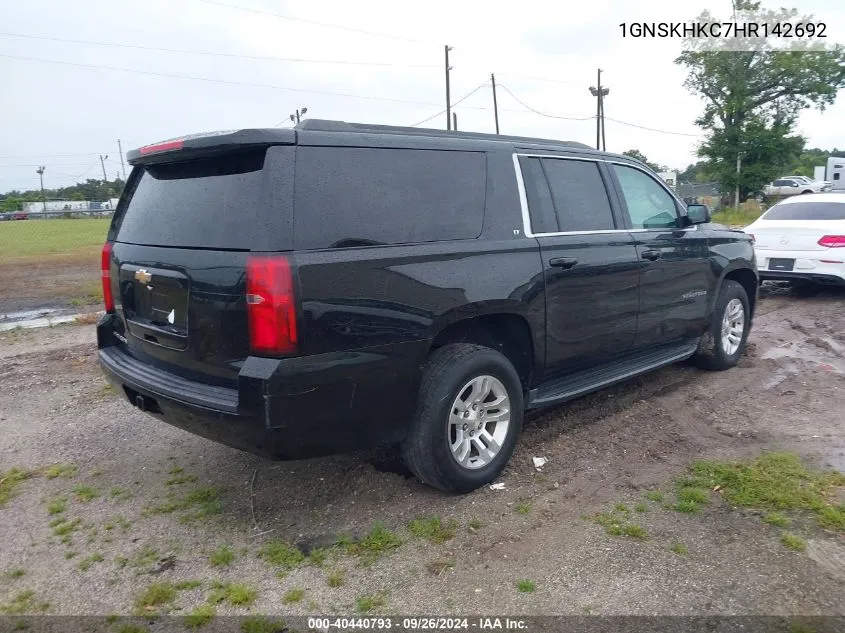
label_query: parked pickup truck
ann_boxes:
[763,178,830,197]
[97,120,758,493]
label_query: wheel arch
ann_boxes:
[720,266,758,319]
[428,311,539,394]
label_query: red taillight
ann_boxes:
[139,139,184,155]
[818,235,845,248]
[101,242,115,313]
[246,256,297,355]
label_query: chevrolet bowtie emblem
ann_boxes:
[135,269,152,284]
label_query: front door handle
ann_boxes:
[641,250,661,261]
[549,257,578,269]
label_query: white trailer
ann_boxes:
[813,165,826,183]
[827,156,845,191]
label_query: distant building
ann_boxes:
[22,200,115,213]
[23,200,90,213]
[658,171,678,188]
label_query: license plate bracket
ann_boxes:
[768,258,795,271]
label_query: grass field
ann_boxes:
[711,207,764,227]
[0,218,110,263]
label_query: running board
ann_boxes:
[527,341,699,409]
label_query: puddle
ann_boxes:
[0,307,100,332]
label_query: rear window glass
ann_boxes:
[294,147,486,249]
[763,202,845,221]
[114,150,271,250]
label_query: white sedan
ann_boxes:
[744,193,845,287]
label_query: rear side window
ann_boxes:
[114,150,274,250]
[294,147,486,249]
[519,157,558,234]
[763,202,845,221]
[541,158,616,231]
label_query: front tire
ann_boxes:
[401,343,524,493]
[693,280,750,371]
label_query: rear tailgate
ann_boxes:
[105,142,294,386]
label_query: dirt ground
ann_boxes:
[0,256,101,315]
[1,283,844,621]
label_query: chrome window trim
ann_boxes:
[513,152,694,238]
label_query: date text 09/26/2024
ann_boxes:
[619,22,827,38]
[307,617,528,631]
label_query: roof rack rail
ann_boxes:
[295,119,592,149]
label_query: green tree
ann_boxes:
[677,161,714,183]
[698,115,804,197]
[676,0,845,198]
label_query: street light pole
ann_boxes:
[36,166,46,212]
[589,70,610,151]
[289,107,308,125]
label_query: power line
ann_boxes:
[0,32,439,69]
[410,81,489,127]
[0,53,504,111]
[604,117,702,137]
[497,85,596,121]
[0,152,101,159]
[198,0,432,45]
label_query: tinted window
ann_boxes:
[115,150,272,250]
[773,180,788,186]
[763,202,845,221]
[519,157,557,234]
[835,173,841,181]
[294,147,485,249]
[614,164,679,229]
[541,158,615,231]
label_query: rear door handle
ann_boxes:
[641,250,661,261]
[549,257,578,269]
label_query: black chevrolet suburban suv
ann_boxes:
[98,120,758,493]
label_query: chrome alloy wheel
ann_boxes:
[721,298,745,356]
[447,375,511,470]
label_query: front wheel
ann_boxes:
[693,280,750,371]
[401,343,524,493]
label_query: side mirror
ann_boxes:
[791,183,799,187]
[686,204,711,225]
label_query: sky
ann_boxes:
[1,0,844,193]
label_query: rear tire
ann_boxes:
[401,344,524,494]
[693,280,750,371]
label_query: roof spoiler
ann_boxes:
[127,129,296,165]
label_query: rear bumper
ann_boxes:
[755,248,845,285]
[758,271,845,285]
[97,316,423,459]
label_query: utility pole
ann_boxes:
[600,90,607,152]
[36,166,46,212]
[735,152,742,208]
[491,73,500,134]
[589,69,609,150]
[117,139,127,181]
[99,154,109,182]
[289,107,308,125]
[452,112,458,131]
[444,45,453,130]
